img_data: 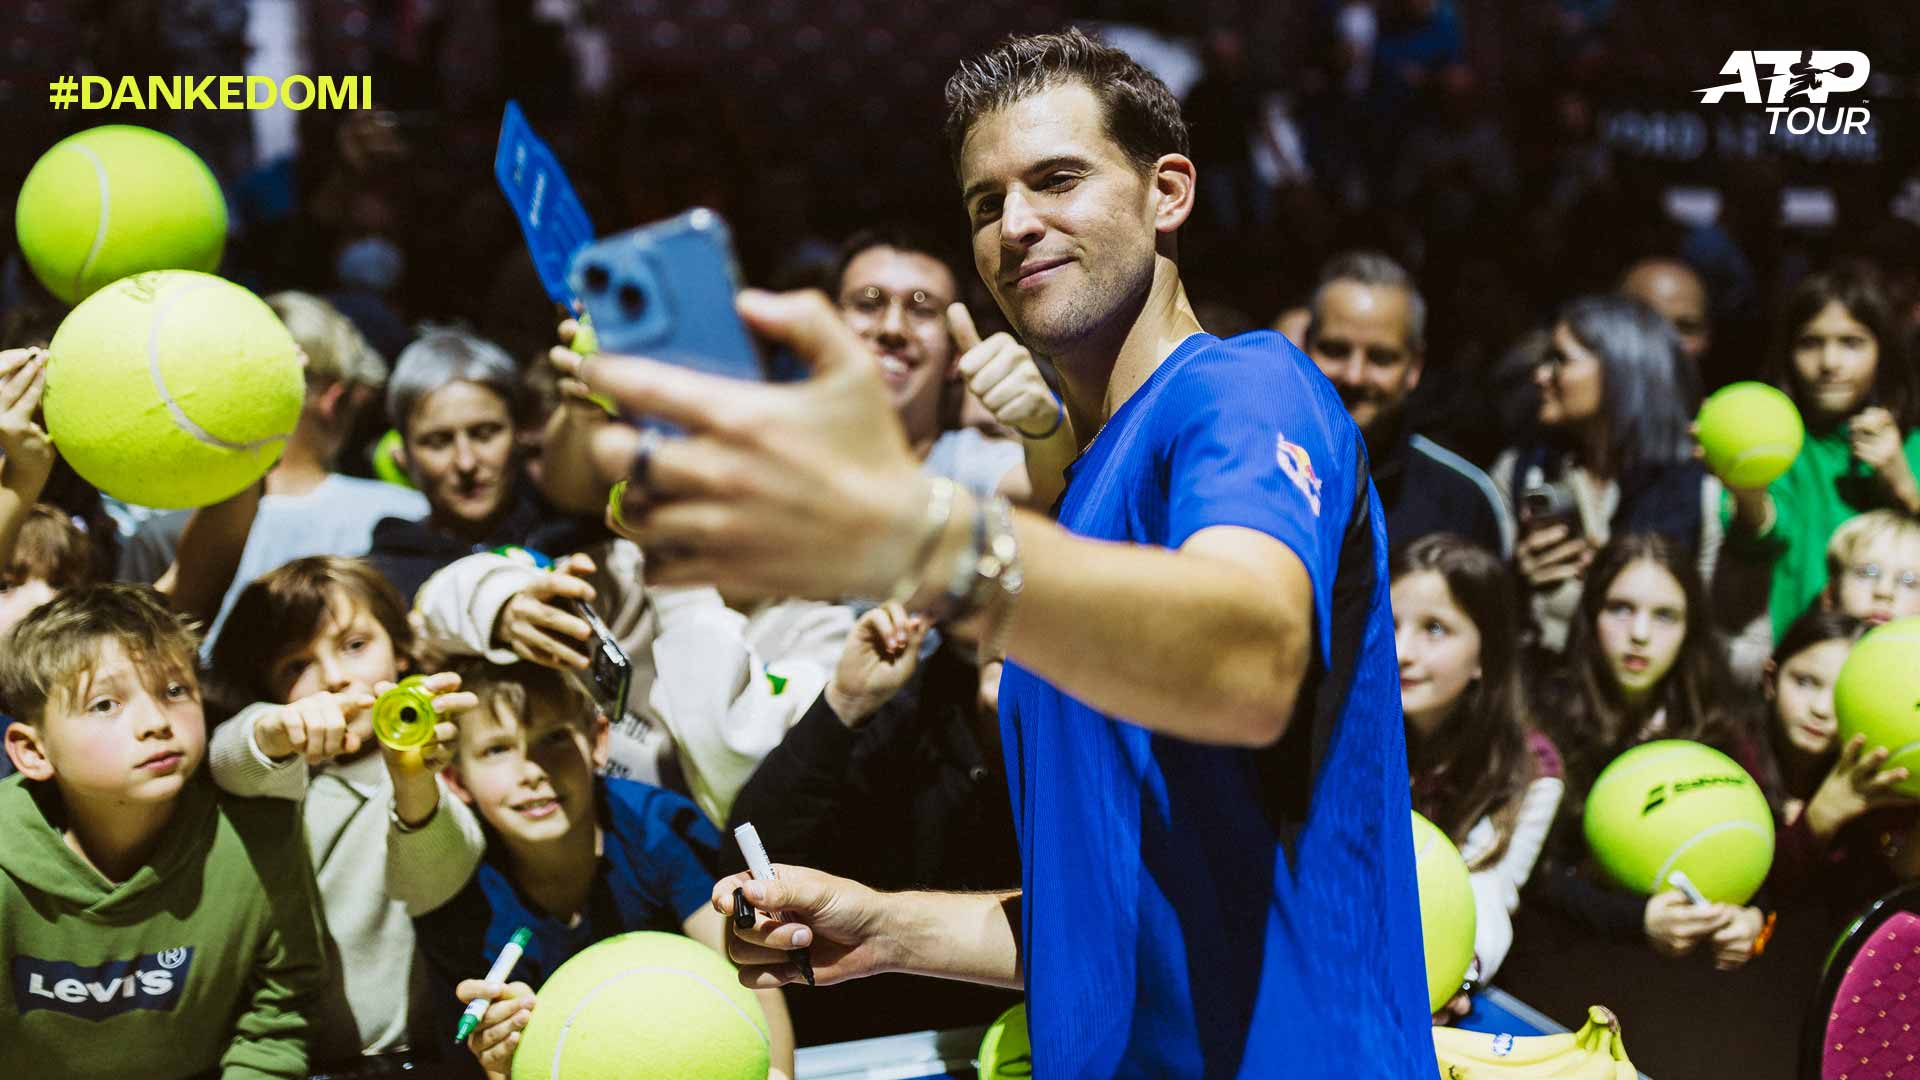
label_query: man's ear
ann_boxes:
[310,378,350,421]
[590,711,611,771]
[1150,154,1197,236]
[5,722,54,782]
[1406,351,1426,393]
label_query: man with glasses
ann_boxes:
[832,227,1073,508]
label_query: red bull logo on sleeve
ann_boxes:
[1276,433,1322,517]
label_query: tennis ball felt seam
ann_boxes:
[69,142,112,301]
[148,277,285,452]
[544,965,770,1079]
[1648,819,1771,895]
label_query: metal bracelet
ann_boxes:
[888,476,956,605]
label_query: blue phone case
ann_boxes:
[494,100,596,307]
[568,208,763,382]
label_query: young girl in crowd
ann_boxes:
[204,556,485,1067]
[1499,534,1783,1078]
[1716,265,1920,647]
[1391,534,1563,1017]
[1819,510,1920,627]
[1492,295,1718,652]
[1760,609,1920,914]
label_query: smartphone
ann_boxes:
[1519,483,1579,534]
[567,598,633,721]
[568,208,763,383]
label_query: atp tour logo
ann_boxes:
[12,947,194,1020]
[1695,51,1872,136]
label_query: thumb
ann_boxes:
[743,866,831,915]
[945,302,984,353]
[736,289,869,377]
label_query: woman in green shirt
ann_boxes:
[1716,265,1920,643]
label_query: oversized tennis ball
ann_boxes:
[1583,740,1774,904]
[512,931,770,1080]
[43,271,303,509]
[1834,616,1920,797]
[1412,811,1477,1013]
[977,1002,1031,1080]
[16,125,228,304]
[1694,381,1804,489]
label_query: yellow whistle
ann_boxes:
[372,675,437,752]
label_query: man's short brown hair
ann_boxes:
[0,583,199,725]
[942,28,1189,177]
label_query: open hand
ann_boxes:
[0,348,53,499]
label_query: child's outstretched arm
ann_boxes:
[206,693,377,801]
[376,671,487,915]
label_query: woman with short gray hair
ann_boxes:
[1492,295,1723,651]
[367,328,604,601]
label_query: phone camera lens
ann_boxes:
[398,707,417,724]
[617,283,646,318]
[583,264,611,292]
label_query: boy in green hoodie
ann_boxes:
[0,583,326,1079]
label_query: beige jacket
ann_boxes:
[207,706,484,1059]
[412,539,853,825]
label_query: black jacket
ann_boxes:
[1373,426,1513,558]
[367,475,606,601]
[723,644,1021,1044]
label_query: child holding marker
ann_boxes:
[1498,535,1790,1077]
[0,584,325,1077]
[412,657,795,1079]
[204,556,485,1066]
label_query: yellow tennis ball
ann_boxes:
[1695,381,1804,489]
[511,931,770,1080]
[15,125,228,305]
[43,271,303,509]
[1412,811,1476,1013]
[1835,616,1920,797]
[1583,740,1774,904]
[977,1002,1031,1080]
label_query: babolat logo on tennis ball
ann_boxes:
[1643,774,1748,815]
[12,946,193,1020]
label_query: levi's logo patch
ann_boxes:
[13,947,193,1020]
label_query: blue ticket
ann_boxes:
[493,100,596,306]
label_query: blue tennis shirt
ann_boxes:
[998,332,1432,1077]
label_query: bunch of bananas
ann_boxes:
[1433,1006,1637,1079]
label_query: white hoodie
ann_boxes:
[412,539,853,826]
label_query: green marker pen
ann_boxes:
[454,927,532,1044]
